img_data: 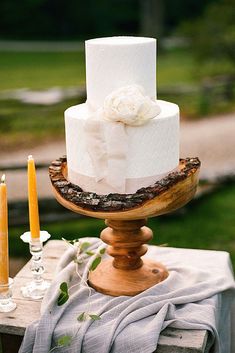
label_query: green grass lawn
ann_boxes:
[158,48,197,86]
[0,48,196,91]
[0,47,234,150]
[0,98,79,151]
[0,51,85,91]
[9,183,235,268]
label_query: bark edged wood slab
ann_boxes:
[49,157,200,220]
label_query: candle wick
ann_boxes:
[28,155,33,161]
[1,174,5,183]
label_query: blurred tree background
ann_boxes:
[180,0,235,77]
[0,0,215,40]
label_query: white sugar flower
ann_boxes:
[103,85,161,126]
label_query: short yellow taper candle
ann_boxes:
[0,174,9,285]
[28,155,40,240]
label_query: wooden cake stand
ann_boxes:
[49,157,200,296]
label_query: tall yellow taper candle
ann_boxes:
[28,155,40,240]
[0,174,9,285]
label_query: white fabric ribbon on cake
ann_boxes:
[84,115,128,193]
[85,85,161,193]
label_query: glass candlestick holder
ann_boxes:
[0,278,17,312]
[20,231,51,300]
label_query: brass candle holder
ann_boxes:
[49,157,200,296]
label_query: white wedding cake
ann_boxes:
[65,36,179,194]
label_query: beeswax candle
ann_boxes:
[0,175,9,285]
[28,155,40,240]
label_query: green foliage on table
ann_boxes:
[77,312,86,322]
[49,335,72,352]
[56,335,72,347]
[57,282,69,306]
[90,256,102,271]
[89,314,101,321]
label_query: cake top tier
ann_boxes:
[86,36,155,45]
[85,36,157,111]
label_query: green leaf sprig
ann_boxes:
[54,238,106,350]
[77,312,101,322]
[57,335,72,347]
[89,247,106,271]
[57,282,69,306]
[48,334,72,352]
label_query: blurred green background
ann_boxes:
[0,0,234,271]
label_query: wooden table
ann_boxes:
[0,240,210,353]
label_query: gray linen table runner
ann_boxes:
[19,237,235,353]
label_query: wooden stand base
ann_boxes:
[49,157,200,297]
[88,219,168,296]
[89,258,168,296]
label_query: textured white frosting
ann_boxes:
[65,100,179,194]
[64,36,180,194]
[85,36,156,111]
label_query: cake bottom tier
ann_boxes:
[65,100,179,194]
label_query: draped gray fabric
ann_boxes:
[19,238,235,353]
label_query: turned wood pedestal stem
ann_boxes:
[88,219,169,296]
[103,219,151,270]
